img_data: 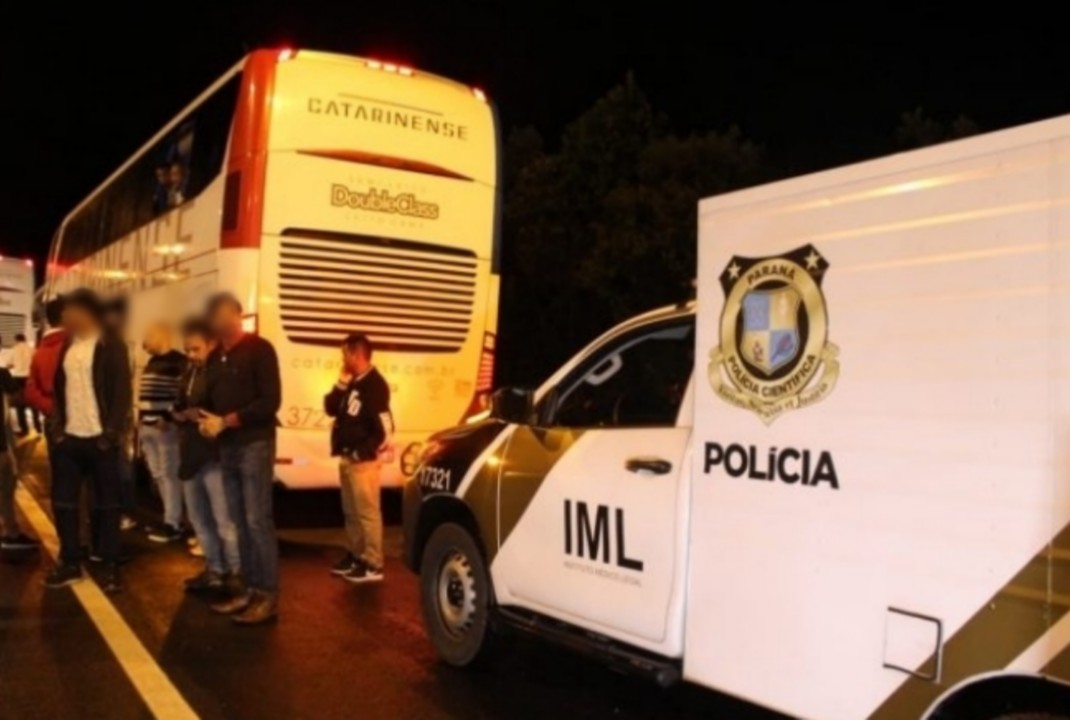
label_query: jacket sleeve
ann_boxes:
[368,376,394,440]
[236,340,282,428]
[25,352,52,415]
[323,383,348,417]
[51,344,69,437]
[104,340,133,441]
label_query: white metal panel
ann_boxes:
[688,116,1070,719]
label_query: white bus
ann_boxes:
[0,256,36,361]
[45,48,501,488]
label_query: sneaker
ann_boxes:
[1,533,39,550]
[330,553,357,577]
[232,593,278,626]
[100,565,122,595]
[185,570,224,593]
[120,516,139,532]
[188,538,204,558]
[344,561,384,585]
[44,564,84,589]
[147,525,184,544]
[211,592,254,615]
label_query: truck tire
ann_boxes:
[420,523,494,667]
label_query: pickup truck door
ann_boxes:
[490,317,694,656]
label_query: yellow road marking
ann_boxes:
[15,483,199,720]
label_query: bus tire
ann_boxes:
[420,522,494,667]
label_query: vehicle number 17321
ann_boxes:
[417,466,453,492]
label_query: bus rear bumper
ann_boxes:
[272,427,427,489]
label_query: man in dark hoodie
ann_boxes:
[324,333,393,584]
[44,289,131,594]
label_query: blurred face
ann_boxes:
[142,325,169,356]
[64,305,95,336]
[210,302,242,339]
[342,344,369,374]
[184,333,215,366]
[155,167,167,184]
[169,164,184,187]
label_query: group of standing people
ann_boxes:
[0,286,395,627]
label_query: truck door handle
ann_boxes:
[626,457,673,475]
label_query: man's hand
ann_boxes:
[338,372,353,387]
[173,407,199,423]
[198,411,226,439]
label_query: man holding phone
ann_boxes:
[324,333,393,584]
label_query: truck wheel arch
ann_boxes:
[923,673,1070,720]
[411,495,488,574]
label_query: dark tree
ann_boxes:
[497,77,769,387]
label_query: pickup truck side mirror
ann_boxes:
[490,387,535,425]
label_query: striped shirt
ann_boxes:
[138,350,187,424]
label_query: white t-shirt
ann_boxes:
[64,334,103,438]
[10,342,31,378]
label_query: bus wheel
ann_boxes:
[420,523,493,667]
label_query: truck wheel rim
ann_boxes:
[437,550,477,637]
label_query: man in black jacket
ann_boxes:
[325,333,393,584]
[199,293,282,624]
[45,289,132,594]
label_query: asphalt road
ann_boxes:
[0,436,789,720]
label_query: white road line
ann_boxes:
[15,482,200,720]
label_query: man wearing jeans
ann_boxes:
[200,293,281,625]
[139,323,187,543]
[174,319,240,594]
[324,333,393,584]
[44,289,131,594]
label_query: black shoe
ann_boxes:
[184,570,224,593]
[330,553,357,577]
[1,533,39,550]
[344,561,384,585]
[44,564,84,589]
[101,565,122,595]
[147,525,184,544]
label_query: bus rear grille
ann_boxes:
[278,230,478,353]
[0,313,25,347]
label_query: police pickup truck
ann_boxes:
[403,113,1070,720]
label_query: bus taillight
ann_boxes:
[277,48,296,62]
[463,332,496,422]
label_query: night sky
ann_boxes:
[3,2,1067,263]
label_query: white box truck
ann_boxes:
[403,113,1070,719]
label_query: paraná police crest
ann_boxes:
[708,244,840,424]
